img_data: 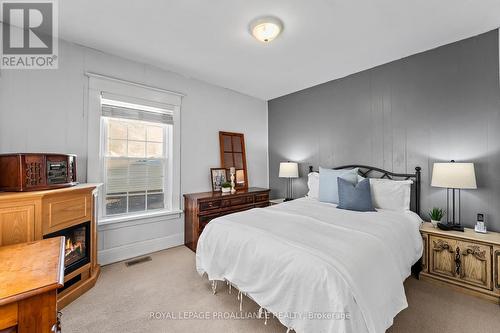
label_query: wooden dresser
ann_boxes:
[184,187,270,252]
[420,222,500,304]
[0,237,64,333]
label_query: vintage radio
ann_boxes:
[0,153,77,191]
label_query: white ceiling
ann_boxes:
[59,0,500,100]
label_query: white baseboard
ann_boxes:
[98,233,184,266]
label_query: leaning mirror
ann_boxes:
[219,131,248,189]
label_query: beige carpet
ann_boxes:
[62,246,500,333]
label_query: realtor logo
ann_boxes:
[1,0,58,69]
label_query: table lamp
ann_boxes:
[279,162,299,201]
[431,161,477,231]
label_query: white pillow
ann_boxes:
[368,178,413,211]
[307,172,319,199]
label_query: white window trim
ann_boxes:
[86,73,183,225]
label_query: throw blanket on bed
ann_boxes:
[196,198,422,333]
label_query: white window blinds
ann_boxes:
[101,92,174,124]
[101,95,172,216]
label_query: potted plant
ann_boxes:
[221,182,232,193]
[429,207,445,228]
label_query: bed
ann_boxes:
[196,165,423,333]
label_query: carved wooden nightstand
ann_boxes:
[420,222,500,304]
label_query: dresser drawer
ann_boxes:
[222,195,253,207]
[255,193,269,202]
[199,200,221,212]
[198,214,219,235]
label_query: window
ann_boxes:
[101,98,174,217]
[87,74,182,223]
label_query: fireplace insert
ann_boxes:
[44,221,91,275]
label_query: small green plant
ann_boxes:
[429,207,445,221]
[221,182,232,188]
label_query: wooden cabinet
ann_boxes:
[0,184,100,310]
[429,236,492,290]
[184,187,270,252]
[0,202,37,246]
[429,236,457,279]
[458,240,491,290]
[421,222,500,304]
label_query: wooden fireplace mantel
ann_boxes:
[0,183,102,309]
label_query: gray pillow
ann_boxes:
[337,178,376,212]
[318,167,359,204]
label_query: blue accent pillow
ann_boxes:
[318,167,358,204]
[337,178,376,212]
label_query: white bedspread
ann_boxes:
[196,197,423,333]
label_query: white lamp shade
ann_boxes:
[279,162,299,178]
[431,162,477,189]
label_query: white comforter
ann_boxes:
[196,197,423,333]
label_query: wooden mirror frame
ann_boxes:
[219,131,248,189]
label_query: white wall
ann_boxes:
[0,39,268,264]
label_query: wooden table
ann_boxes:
[0,237,64,333]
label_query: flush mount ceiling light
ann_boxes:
[249,16,283,43]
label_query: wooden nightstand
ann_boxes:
[269,198,286,206]
[420,222,500,304]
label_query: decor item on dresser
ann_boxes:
[229,167,236,193]
[278,161,298,201]
[0,184,100,309]
[221,182,231,193]
[431,161,477,231]
[475,213,487,234]
[210,168,228,192]
[219,131,248,189]
[0,237,64,333]
[184,187,270,251]
[0,153,77,192]
[420,222,500,304]
[429,207,445,228]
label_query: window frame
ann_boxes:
[86,73,183,225]
[101,116,172,217]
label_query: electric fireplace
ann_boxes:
[44,221,91,275]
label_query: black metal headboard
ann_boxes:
[308,165,422,216]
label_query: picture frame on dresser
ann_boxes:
[210,168,228,192]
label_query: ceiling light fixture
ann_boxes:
[249,16,283,43]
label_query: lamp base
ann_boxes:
[437,222,464,232]
[284,198,294,202]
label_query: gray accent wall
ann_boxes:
[268,29,500,231]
